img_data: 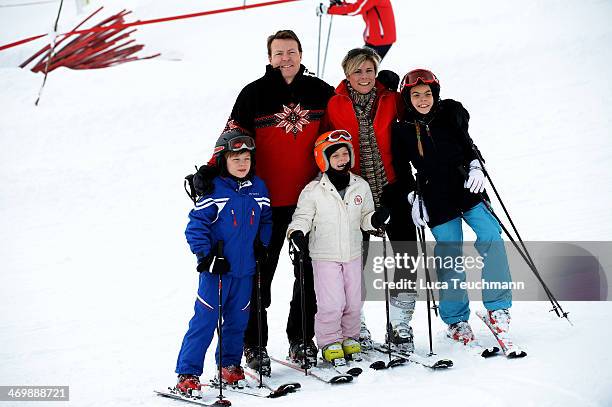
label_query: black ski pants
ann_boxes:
[243,205,316,349]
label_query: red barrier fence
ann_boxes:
[0,0,300,52]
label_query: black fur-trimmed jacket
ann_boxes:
[391,99,486,228]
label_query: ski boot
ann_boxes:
[487,309,511,334]
[387,292,416,353]
[447,321,476,345]
[176,374,201,395]
[289,339,318,367]
[341,338,362,361]
[321,342,346,367]
[359,312,373,350]
[221,365,245,386]
[244,345,271,376]
[386,323,415,354]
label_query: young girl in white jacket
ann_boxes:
[288,130,390,364]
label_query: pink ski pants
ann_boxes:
[311,258,362,348]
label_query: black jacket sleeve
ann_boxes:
[391,121,417,193]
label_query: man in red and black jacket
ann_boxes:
[196,30,335,373]
[321,0,396,60]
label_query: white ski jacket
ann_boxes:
[288,172,376,262]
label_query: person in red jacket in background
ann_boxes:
[323,47,417,354]
[318,0,397,60]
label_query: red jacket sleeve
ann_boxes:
[328,0,376,16]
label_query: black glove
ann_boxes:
[254,240,268,264]
[329,0,343,5]
[193,164,219,196]
[289,230,308,254]
[371,206,391,229]
[196,241,230,274]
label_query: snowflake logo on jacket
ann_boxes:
[275,103,310,135]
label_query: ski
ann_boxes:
[269,356,354,384]
[242,368,301,398]
[317,357,363,377]
[205,375,299,399]
[445,335,501,358]
[476,311,527,358]
[154,388,231,406]
[371,343,453,369]
[353,348,406,370]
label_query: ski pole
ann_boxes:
[321,15,333,79]
[458,163,570,323]
[380,225,394,365]
[289,241,310,373]
[255,245,264,386]
[316,4,322,76]
[458,127,569,322]
[415,175,437,356]
[216,241,226,402]
[35,0,64,106]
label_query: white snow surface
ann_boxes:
[1,0,612,406]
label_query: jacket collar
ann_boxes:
[219,176,253,191]
[335,78,391,97]
[264,64,307,84]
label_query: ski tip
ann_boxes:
[432,360,454,369]
[481,346,501,358]
[329,374,354,384]
[506,349,527,358]
[369,360,387,370]
[267,383,300,398]
[346,367,363,377]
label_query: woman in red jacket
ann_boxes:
[326,0,396,59]
[323,47,417,354]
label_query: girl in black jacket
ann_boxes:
[391,69,514,345]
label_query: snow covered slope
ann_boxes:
[1,1,611,406]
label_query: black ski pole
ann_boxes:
[289,241,310,373]
[380,225,394,365]
[298,248,309,371]
[415,176,437,356]
[216,241,226,402]
[255,250,264,386]
[458,164,570,323]
[458,128,569,321]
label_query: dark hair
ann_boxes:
[267,30,302,57]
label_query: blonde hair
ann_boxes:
[341,47,381,77]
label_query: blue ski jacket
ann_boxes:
[185,175,272,278]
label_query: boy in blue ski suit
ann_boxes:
[175,128,272,394]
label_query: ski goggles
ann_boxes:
[314,130,352,147]
[401,69,439,88]
[227,135,255,152]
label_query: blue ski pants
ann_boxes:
[430,202,512,325]
[175,273,252,375]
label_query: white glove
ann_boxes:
[464,159,485,194]
[408,191,429,227]
[316,3,328,16]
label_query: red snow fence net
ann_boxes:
[20,7,160,72]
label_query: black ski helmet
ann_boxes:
[213,126,256,176]
[400,68,440,115]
